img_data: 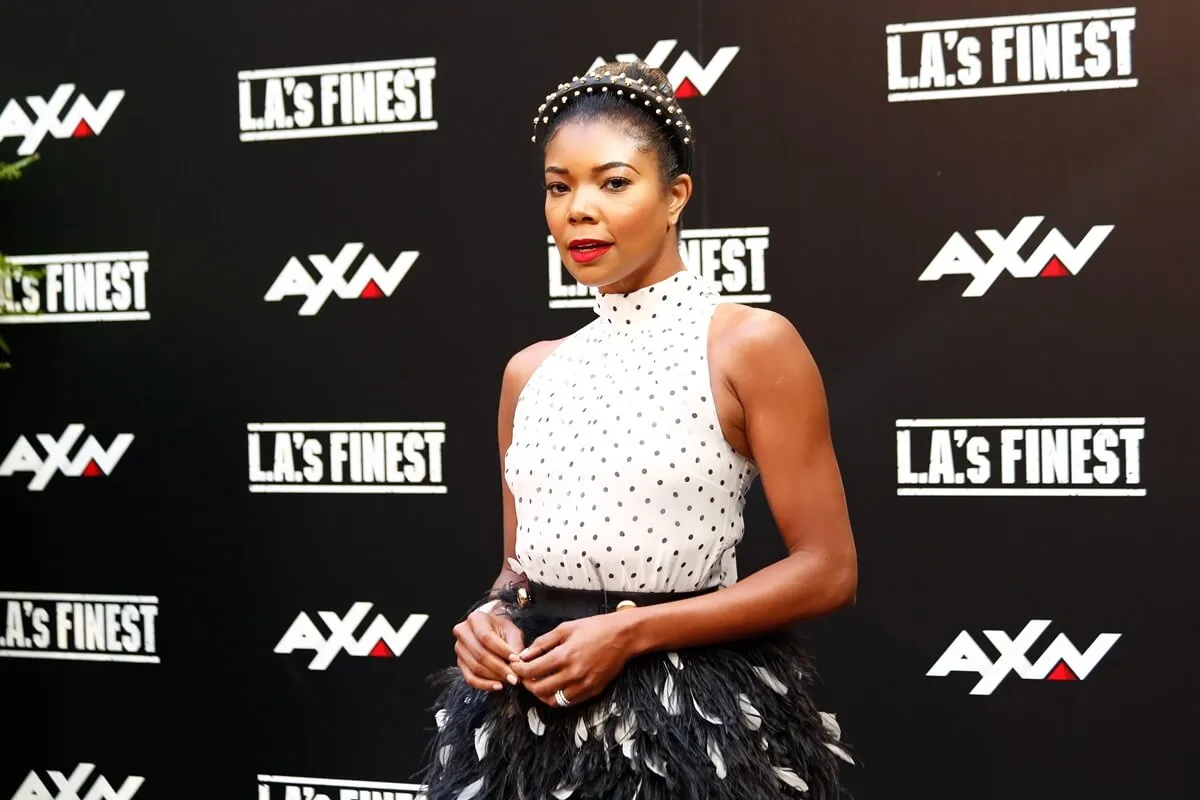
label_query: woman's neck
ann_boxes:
[598,239,686,295]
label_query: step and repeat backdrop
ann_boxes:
[1,1,1194,798]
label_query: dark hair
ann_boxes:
[535,60,694,190]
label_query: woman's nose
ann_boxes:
[568,190,599,224]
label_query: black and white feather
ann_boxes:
[419,587,853,799]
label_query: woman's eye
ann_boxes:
[604,177,630,190]
[545,183,568,195]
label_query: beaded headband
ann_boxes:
[530,70,695,176]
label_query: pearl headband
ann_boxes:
[530,70,695,175]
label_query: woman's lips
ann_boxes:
[568,240,613,264]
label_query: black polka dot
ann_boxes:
[506,271,753,593]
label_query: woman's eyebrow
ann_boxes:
[544,162,641,175]
[594,161,639,174]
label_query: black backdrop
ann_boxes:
[2,1,1196,798]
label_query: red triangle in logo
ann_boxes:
[368,639,395,657]
[1046,661,1079,681]
[359,279,385,299]
[675,78,700,98]
[82,459,105,477]
[1039,256,1070,278]
[72,119,95,138]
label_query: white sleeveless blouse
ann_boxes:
[504,269,758,593]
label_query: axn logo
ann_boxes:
[0,426,133,491]
[275,602,428,671]
[264,243,419,316]
[11,763,143,800]
[588,40,739,97]
[0,85,125,156]
[927,619,1121,695]
[919,216,1113,296]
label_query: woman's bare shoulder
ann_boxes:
[502,338,567,395]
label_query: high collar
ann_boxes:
[592,270,712,328]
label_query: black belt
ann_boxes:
[522,581,718,618]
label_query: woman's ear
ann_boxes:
[666,174,693,225]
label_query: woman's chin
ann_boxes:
[564,264,617,288]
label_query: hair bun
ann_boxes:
[605,60,676,98]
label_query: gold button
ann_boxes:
[615,599,637,611]
[516,587,529,608]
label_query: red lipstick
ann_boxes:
[567,238,613,264]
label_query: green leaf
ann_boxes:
[0,152,39,182]
[0,254,46,321]
[0,151,38,368]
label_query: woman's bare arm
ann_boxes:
[621,308,858,653]
[489,338,563,594]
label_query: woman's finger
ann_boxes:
[533,676,592,707]
[453,640,487,677]
[497,618,526,658]
[463,618,520,685]
[518,641,577,680]
[518,625,568,661]
[520,656,579,697]
[454,640,509,689]
[458,661,503,692]
[557,681,597,707]
[527,671,570,700]
[511,645,570,682]
[475,616,521,661]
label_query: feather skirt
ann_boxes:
[419,587,853,799]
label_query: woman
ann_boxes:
[421,60,858,799]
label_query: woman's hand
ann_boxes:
[452,608,525,691]
[509,612,639,707]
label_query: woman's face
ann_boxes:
[544,120,690,292]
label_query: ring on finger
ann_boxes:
[554,689,570,707]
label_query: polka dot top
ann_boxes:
[504,269,759,593]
